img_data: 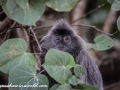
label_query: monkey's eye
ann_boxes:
[55,36,61,41]
[64,36,69,41]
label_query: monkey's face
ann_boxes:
[40,19,82,55]
[52,35,71,51]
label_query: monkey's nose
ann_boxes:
[56,46,65,51]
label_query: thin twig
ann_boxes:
[40,69,45,74]
[33,25,52,31]
[71,24,114,36]
[111,30,120,35]
[0,26,27,34]
[29,26,41,52]
[71,3,106,24]
[0,22,16,44]
[1,24,119,36]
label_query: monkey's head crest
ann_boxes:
[48,19,76,36]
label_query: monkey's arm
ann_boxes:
[76,49,103,90]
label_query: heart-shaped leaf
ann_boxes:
[68,75,78,86]
[1,0,13,19]
[111,0,120,11]
[42,49,72,84]
[0,38,36,73]
[4,0,45,25]
[9,65,49,90]
[74,64,85,78]
[66,53,75,69]
[92,35,115,50]
[14,0,28,9]
[45,0,81,11]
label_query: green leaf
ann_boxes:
[92,35,115,50]
[56,84,72,90]
[45,0,81,11]
[0,53,36,74]
[9,65,49,90]
[111,0,120,11]
[107,0,114,4]
[14,0,28,9]
[49,84,60,90]
[85,43,92,50]
[68,75,78,86]
[1,0,13,19]
[0,38,36,73]
[6,0,45,25]
[75,84,98,90]
[42,49,72,84]
[66,53,75,69]
[74,64,85,77]
[117,16,120,30]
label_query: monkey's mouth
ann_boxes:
[55,46,67,51]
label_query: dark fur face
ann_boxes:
[40,19,83,55]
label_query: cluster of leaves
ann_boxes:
[0,35,114,90]
[0,0,81,25]
[0,0,116,89]
[107,0,120,30]
[0,38,98,90]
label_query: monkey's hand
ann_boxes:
[40,48,48,64]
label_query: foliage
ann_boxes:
[0,37,114,90]
[0,0,81,25]
[85,35,115,50]
[92,35,115,50]
[108,0,120,30]
[0,0,118,90]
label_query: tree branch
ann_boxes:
[1,24,119,37]
[29,26,41,52]
[71,3,107,24]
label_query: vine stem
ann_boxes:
[30,26,41,52]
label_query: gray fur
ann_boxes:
[40,19,103,90]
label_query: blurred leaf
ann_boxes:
[92,35,115,50]
[85,43,92,50]
[9,65,49,90]
[49,84,60,90]
[56,84,72,90]
[45,0,81,11]
[107,0,114,4]
[68,75,78,86]
[0,38,36,73]
[14,0,28,9]
[75,84,98,90]
[111,0,120,11]
[74,64,85,77]
[4,0,45,25]
[117,16,120,30]
[2,0,13,19]
[42,49,72,84]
